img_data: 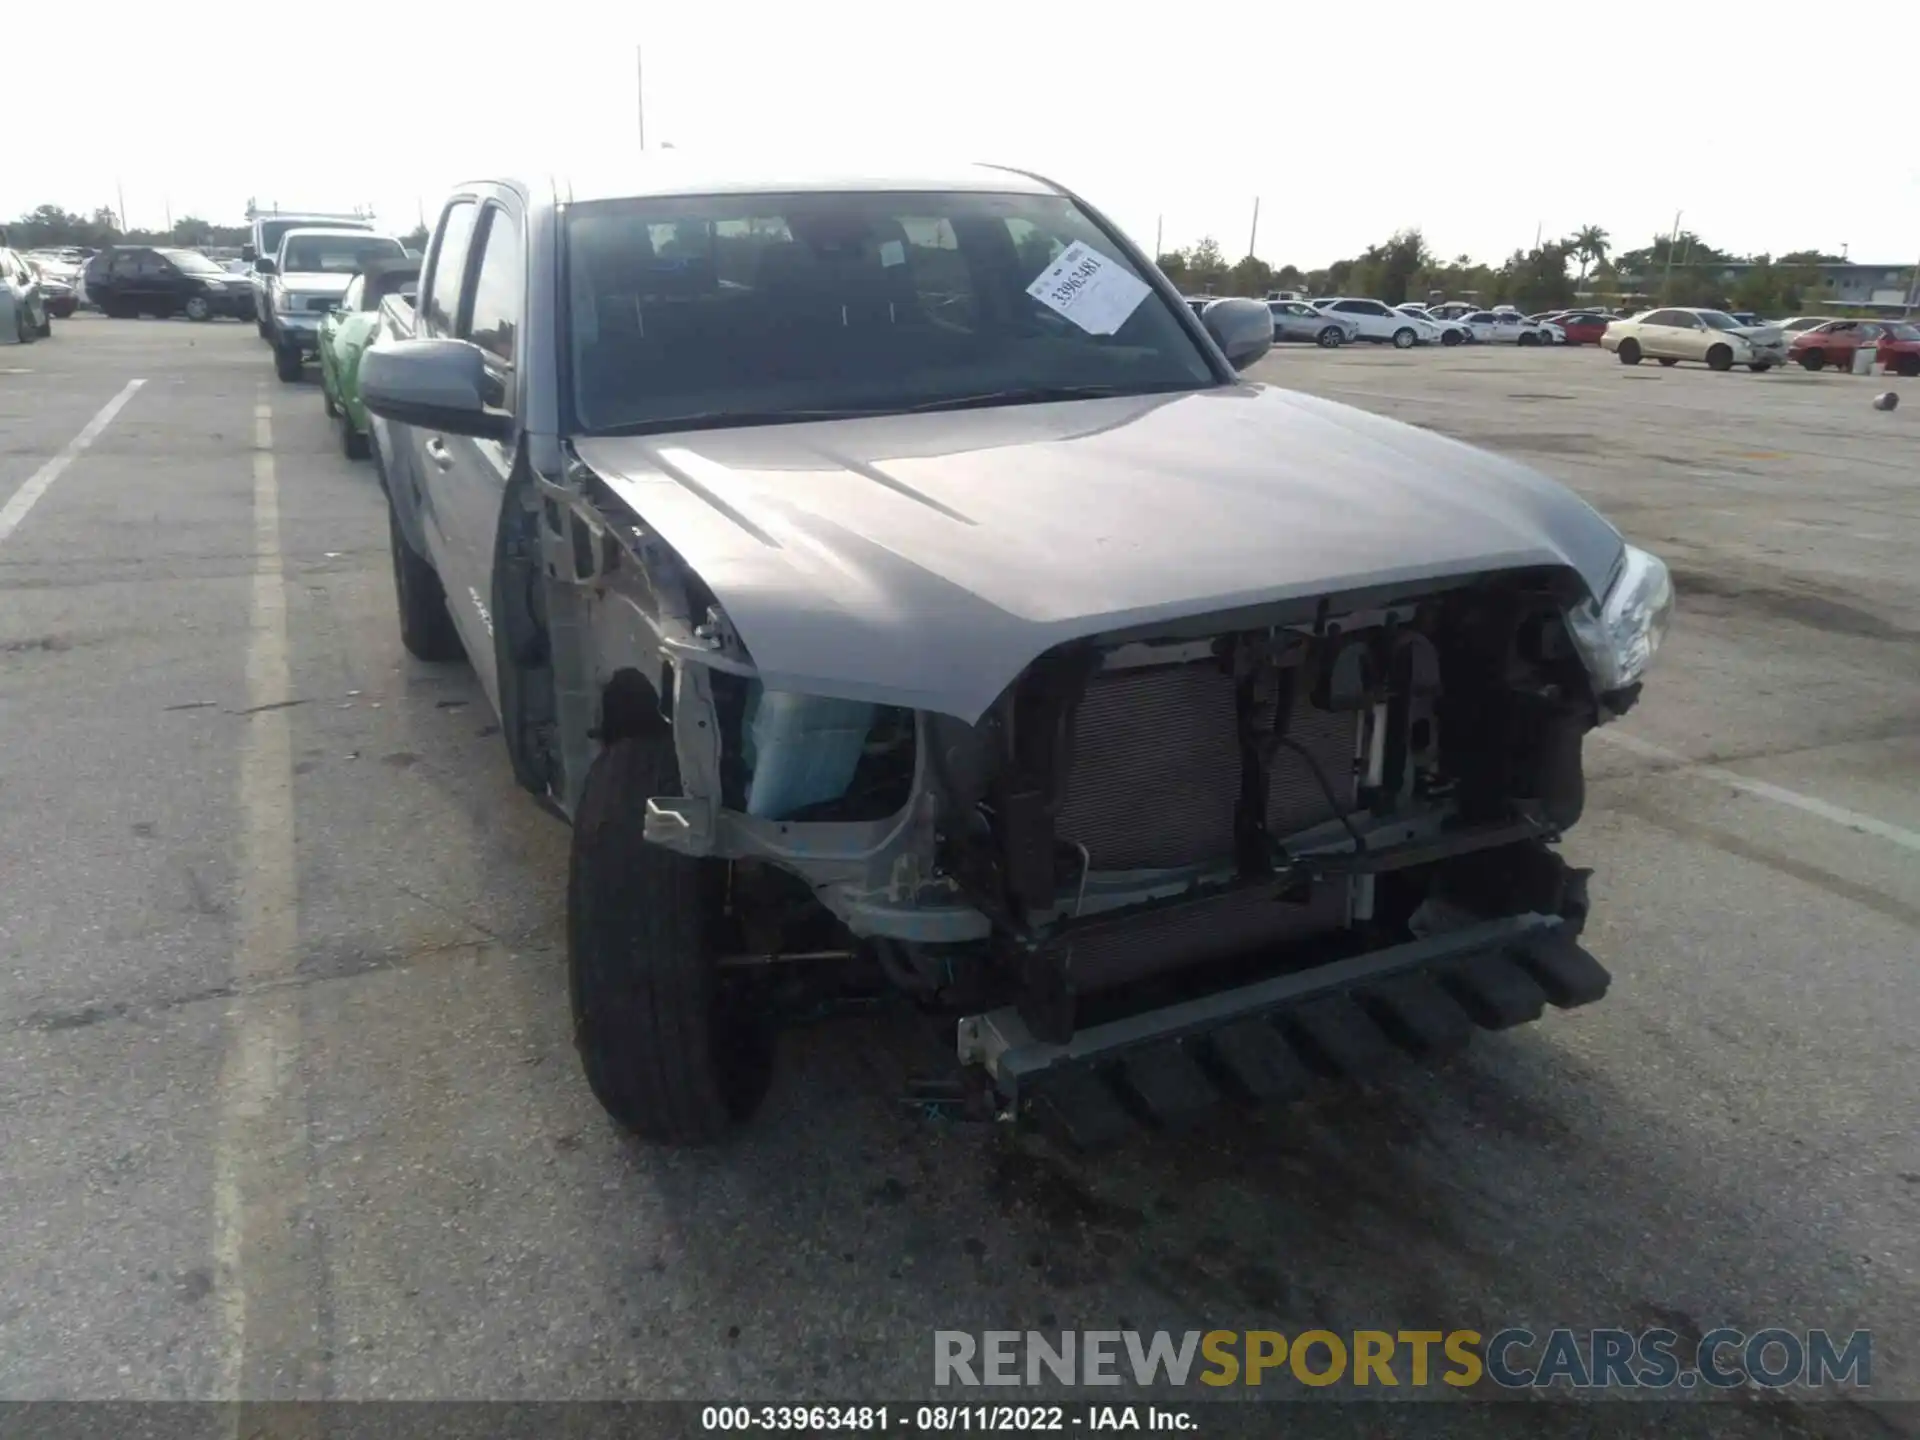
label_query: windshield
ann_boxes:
[564,190,1216,434]
[1696,311,1744,330]
[160,249,224,275]
[280,235,406,274]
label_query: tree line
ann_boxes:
[1155,224,1872,317]
[3,204,430,252]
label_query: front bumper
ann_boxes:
[961,910,1608,1145]
[272,313,325,352]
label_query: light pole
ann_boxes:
[636,46,646,150]
[1660,210,1682,298]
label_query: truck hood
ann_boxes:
[575,385,1626,722]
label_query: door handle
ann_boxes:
[425,437,453,469]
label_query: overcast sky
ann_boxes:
[9,0,1918,268]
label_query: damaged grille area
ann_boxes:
[1058,658,1358,870]
[1044,651,1362,996]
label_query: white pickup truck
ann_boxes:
[259,227,409,381]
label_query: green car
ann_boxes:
[318,259,419,460]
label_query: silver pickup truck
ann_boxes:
[359,160,1673,1148]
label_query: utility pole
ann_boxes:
[1248,198,1260,260]
[1534,220,1542,251]
[1154,215,1162,259]
[1660,210,1682,297]
[116,182,127,234]
[636,46,646,150]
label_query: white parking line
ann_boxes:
[1595,729,1920,854]
[212,393,320,1411]
[0,379,144,546]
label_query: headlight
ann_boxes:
[1567,544,1674,695]
[275,289,298,313]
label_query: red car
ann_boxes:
[1549,311,1611,346]
[1790,319,1920,376]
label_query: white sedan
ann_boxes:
[1457,309,1554,345]
[1396,303,1469,346]
[1311,297,1439,348]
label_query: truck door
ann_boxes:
[408,199,486,666]
[432,198,525,713]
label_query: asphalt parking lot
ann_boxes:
[1,319,1915,1430]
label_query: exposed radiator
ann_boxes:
[1053,657,1360,995]
[1057,659,1358,871]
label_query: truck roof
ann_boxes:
[457,157,1063,209]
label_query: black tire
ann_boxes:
[341,409,370,461]
[1315,325,1344,348]
[1658,357,1679,366]
[387,504,465,662]
[1706,344,1734,373]
[321,371,339,418]
[569,733,775,1144]
[274,344,303,383]
[1440,328,1462,346]
[1617,339,1641,365]
[1800,351,1824,371]
[257,315,273,339]
[1749,362,1773,373]
[184,295,212,322]
[1391,326,1417,349]
[36,315,52,339]
[1896,355,1920,378]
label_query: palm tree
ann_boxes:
[1567,224,1610,288]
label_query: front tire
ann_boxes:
[1517,331,1540,347]
[274,344,303,383]
[1896,355,1920,378]
[340,408,370,461]
[1706,344,1734,372]
[387,504,465,662]
[1440,328,1462,346]
[1391,326,1416,349]
[257,315,273,339]
[1617,339,1641,364]
[1315,325,1344,348]
[35,315,52,339]
[184,296,211,322]
[569,734,775,1144]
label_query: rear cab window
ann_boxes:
[561,188,1215,435]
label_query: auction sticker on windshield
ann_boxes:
[1026,241,1150,335]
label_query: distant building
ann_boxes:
[1614,260,1915,311]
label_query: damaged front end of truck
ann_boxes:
[523,446,1674,1146]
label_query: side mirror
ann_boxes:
[255,257,277,276]
[360,339,513,442]
[1200,297,1274,371]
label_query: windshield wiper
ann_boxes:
[894,384,1152,413]
[585,408,898,437]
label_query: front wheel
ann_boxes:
[387,504,465,662]
[1391,326,1416,349]
[1896,355,1920,378]
[1617,339,1641,365]
[256,315,273,339]
[1440,328,1462,346]
[569,733,775,1144]
[274,344,303,383]
[1706,344,1734,372]
[1517,331,1540,347]
[1316,325,1344,348]
[340,408,370,461]
[35,315,52,339]
[184,296,211,322]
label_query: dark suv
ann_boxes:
[83,246,254,321]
